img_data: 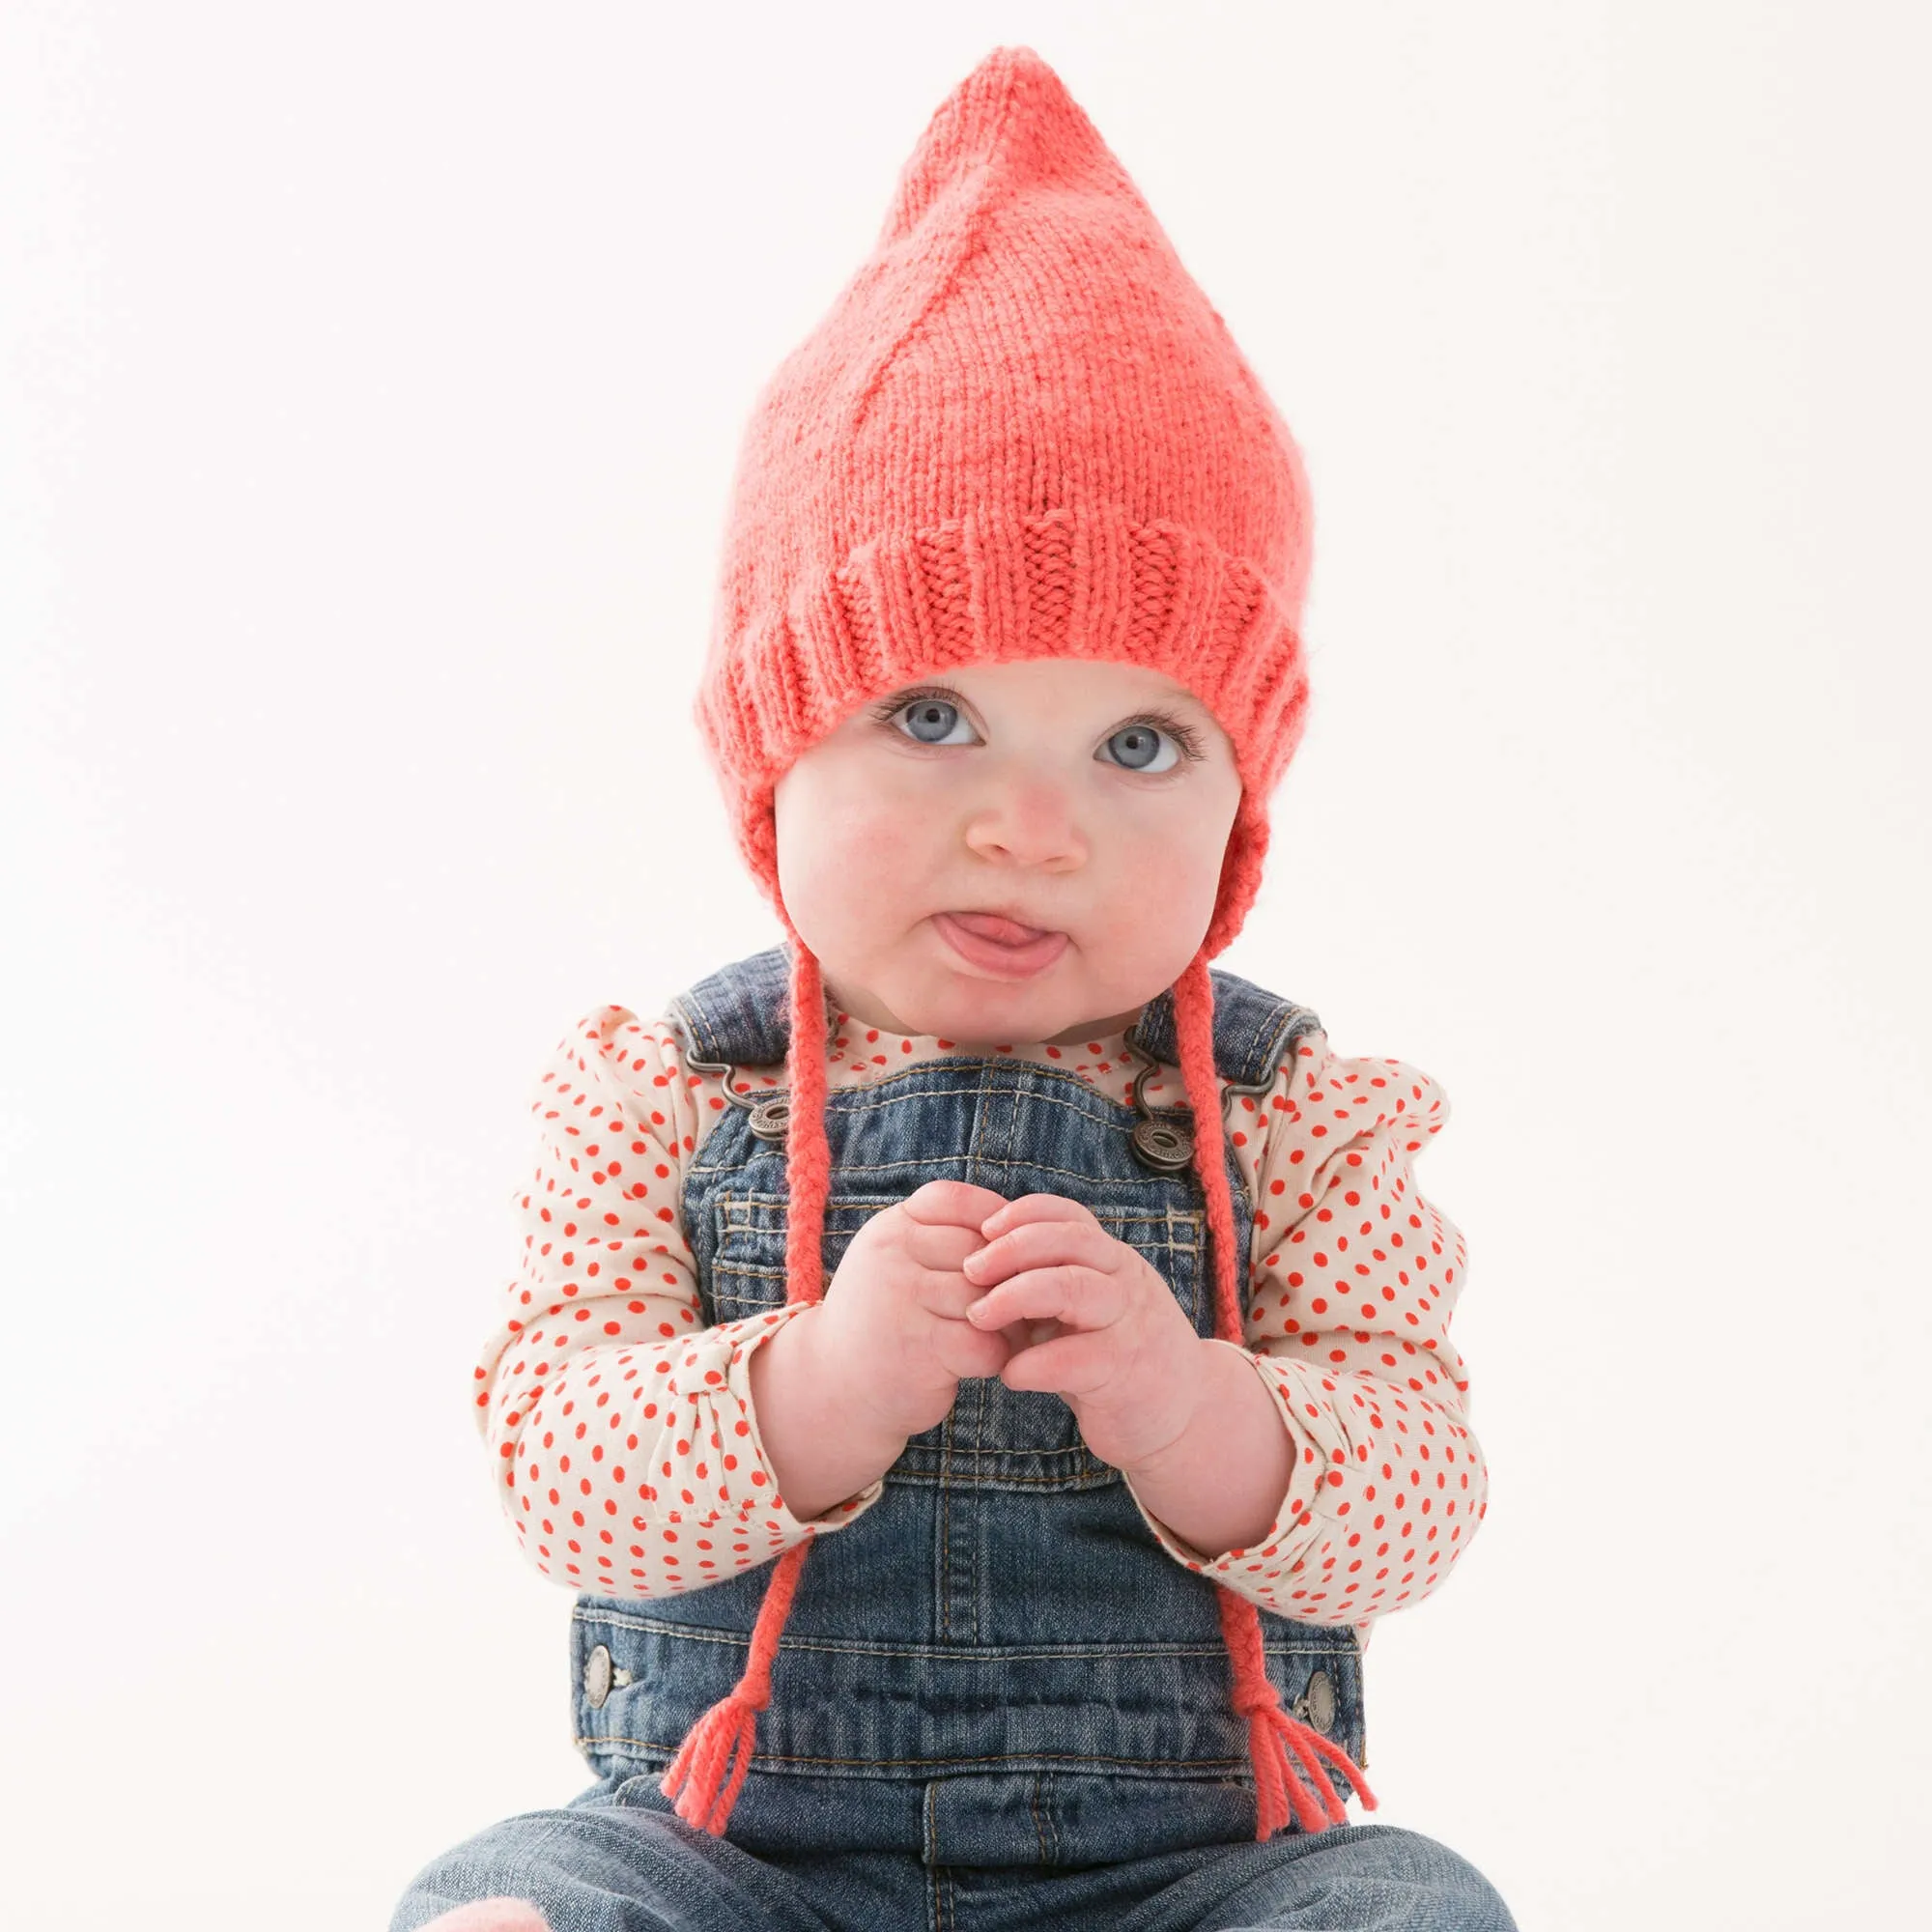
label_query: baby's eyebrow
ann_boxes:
[1151,689,1212,719]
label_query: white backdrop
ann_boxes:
[5,4,1928,1926]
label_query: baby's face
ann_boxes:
[774,658,1243,1050]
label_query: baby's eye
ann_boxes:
[1098,724,1183,775]
[886,696,977,746]
[873,690,1197,774]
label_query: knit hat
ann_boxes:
[670,43,1374,1842]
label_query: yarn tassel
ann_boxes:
[659,1535,815,1833]
[1219,1586,1378,1834]
[1174,950,1379,1839]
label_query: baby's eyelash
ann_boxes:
[869,685,1206,760]
[1128,709,1207,759]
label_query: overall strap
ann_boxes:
[1127,963,1324,1098]
[666,944,815,1068]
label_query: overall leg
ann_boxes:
[891,1824,1514,1932]
[1112,1823,1519,1932]
[386,1797,846,1932]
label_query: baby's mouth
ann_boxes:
[946,910,1053,945]
[931,911,1070,978]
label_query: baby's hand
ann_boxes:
[958,1192,1211,1472]
[815,1179,1026,1443]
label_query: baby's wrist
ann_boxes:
[788,1301,913,1453]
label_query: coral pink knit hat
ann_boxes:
[671,43,1374,1843]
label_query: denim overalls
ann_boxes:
[575,941,1361,1864]
[388,946,1519,1930]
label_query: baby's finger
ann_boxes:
[900,1179,1013,1232]
[977,1191,1095,1238]
[966,1264,1119,1334]
[962,1216,1118,1290]
[921,1273,996,1321]
[1000,1330,1104,1396]
[928,1310,1016,1383]
[905,1220,997,1270]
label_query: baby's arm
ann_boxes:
[469,1006,886,1600]
[1124,1031,1489,1630]
[1110,1338,1297,1558]
[747,1302,909,1521]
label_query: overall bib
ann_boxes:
[570,943,1366,1868]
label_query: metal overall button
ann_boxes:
[1130,1115,1193,1170]
[1289,1667,1336,1734]
[1121,1027,1288,1174]
[671,994,840,1146]
[1123,1034,1195,1170]
[582,1643,634,1711]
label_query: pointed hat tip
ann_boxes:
[976,43,1050,71]
[880,42,1093,244]
[958,42,1068,99]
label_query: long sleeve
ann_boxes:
[1125,1030,1490,1639]
[470,1004,885,1600]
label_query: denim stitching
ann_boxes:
[1029,1773,1058,1865]
[570,1613,1348,1662]
[580,1741,1282,1773]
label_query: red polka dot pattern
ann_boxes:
[472,1004,1489,1649]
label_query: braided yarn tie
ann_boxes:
[659,1535,814,1833]
[1219,1589,1378,1837]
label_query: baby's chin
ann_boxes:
[820,924,1160,1043]
[823,971,1049,1044]
[894,972,1152,1051]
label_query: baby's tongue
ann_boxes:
[951,911,1049,945]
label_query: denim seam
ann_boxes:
[712,1183,1206,1236]
[931,1849,951,1932]
[938,1385,959,1643]
[569,1616,1345,1661]
[583,1741,1274,1773]
[714,1186,1205,1235]
[781,1466,1113,1490]
[1029,1772,1058,1865]
[667,986,720,1066]
[1225,994,1279,1087]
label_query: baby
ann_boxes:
[394,44,1517,1932]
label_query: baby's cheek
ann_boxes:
[839,812,922,878]
[813,795,927,895]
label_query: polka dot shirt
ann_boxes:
[474,1003,1489,1650]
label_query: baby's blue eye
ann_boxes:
[894,696,973,745]
[873,689,1195,774]
[1101,724,1179,774]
